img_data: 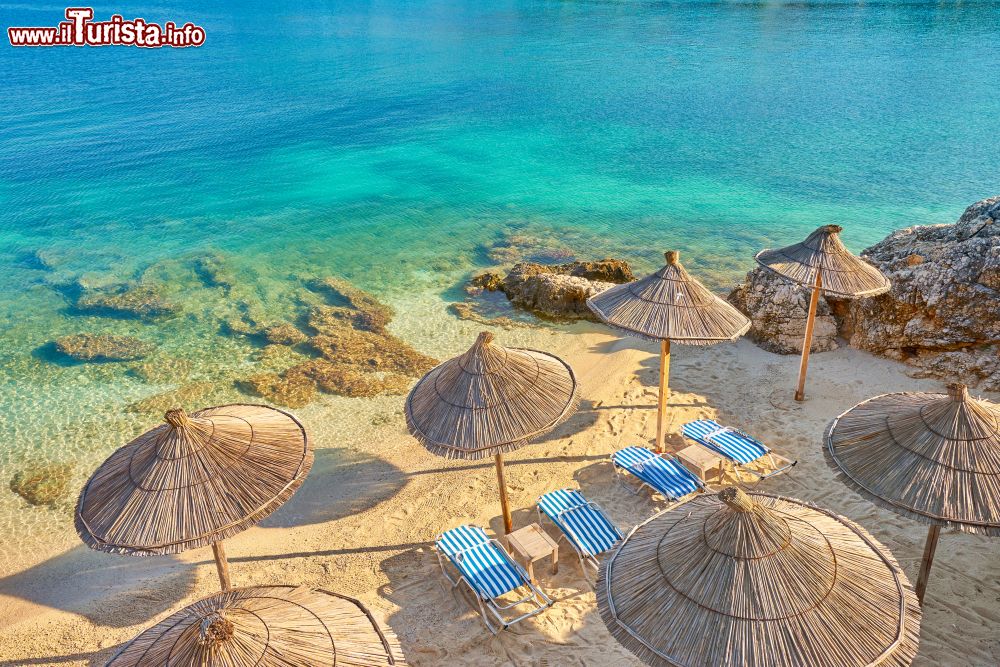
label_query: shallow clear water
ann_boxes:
[1,0,998,564]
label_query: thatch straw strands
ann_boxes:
[586,251,751,345]
[587,251,749,452]
[826,383,1000,537]
[755,225,891,299]
[597,488,920,667]
[76,404,312,556]
[107,585,405,666]
[755,226,890,401]
[405,332,578,460]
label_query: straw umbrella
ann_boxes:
[826,383,1000,605]
[76,404,312,591]
[405,331,578,534]
[587,251,750,453]
[597,487,921,667]
[107,585,406,666]
[755,225,890,401]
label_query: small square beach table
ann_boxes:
[506,523,559,584]
[677,444,724,482]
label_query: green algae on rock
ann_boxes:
[54,333,156,362]
[127,381,230,414]
[9,463,74,507]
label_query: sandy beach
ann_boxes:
[0,324,997,666]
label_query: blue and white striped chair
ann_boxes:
[536,489,623,584]
[611,446,705,501]
[435,525,552,634]
[682,419,796,482]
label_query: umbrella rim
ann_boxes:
[75,403,312,554]
[599,491,913,667]
[105,585,403,666]
[753,248,892,298]
[825,391,1000,533]
[405,346,578,458]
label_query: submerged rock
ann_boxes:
[727,269,840,354]
[54,334,157,362]
[75,284,179,319]
[239,278,437,406]
[127,381,224,414]
[466,271,505,295]
[286,359,413,398]
[843,196,1000,389]
[447,301,530,330]
[241,372,316,408]
[306,277,393,333]
[309,323,438,376]
[262,322,308,346]
[127,357,194,383]
[9,463,74,507]
[193,252,236,293]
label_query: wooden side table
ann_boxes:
[506,523,559,584]
[677,444,724,482]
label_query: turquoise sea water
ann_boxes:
[1,0,999,564]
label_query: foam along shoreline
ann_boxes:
[1,325,997,665]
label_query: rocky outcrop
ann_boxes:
[727,269,840,354]
[75,283,179,319]
[842,197,1000,389]
[496,259,633,321]
[54,334,156,361]
[727,197,1000,390]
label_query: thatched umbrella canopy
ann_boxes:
[826,383,1000,604]
[756,225,890,401]
[76,404,312,590]
[107,585,405,666]
[597,487,921,667]
[405,331,578,533]
[587,251,750,452]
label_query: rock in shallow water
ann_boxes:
[54,333,156,361]
[500,261,628,321]
[75,283,179,319]
[9,463,74,507]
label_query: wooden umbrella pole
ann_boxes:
[212,541,232,591]
[655,339,671,453]
[915,524,941,605]
[794,270,823,402]
[495,453,513,534]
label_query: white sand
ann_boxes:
[1,326,998,666]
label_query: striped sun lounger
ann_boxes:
[435,525,552,634]
[537,489,623,584]
[682,419,796,481]
[611,446,705,501]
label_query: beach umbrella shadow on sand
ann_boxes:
[106,585,405,666]
[826,382,1000,605]
[75,404,313,591]
[755,225,890,402]
[404,331,578,534]
[587,250,750,452]
[597,487,921,667]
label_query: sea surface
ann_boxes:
[1,0,998,569]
